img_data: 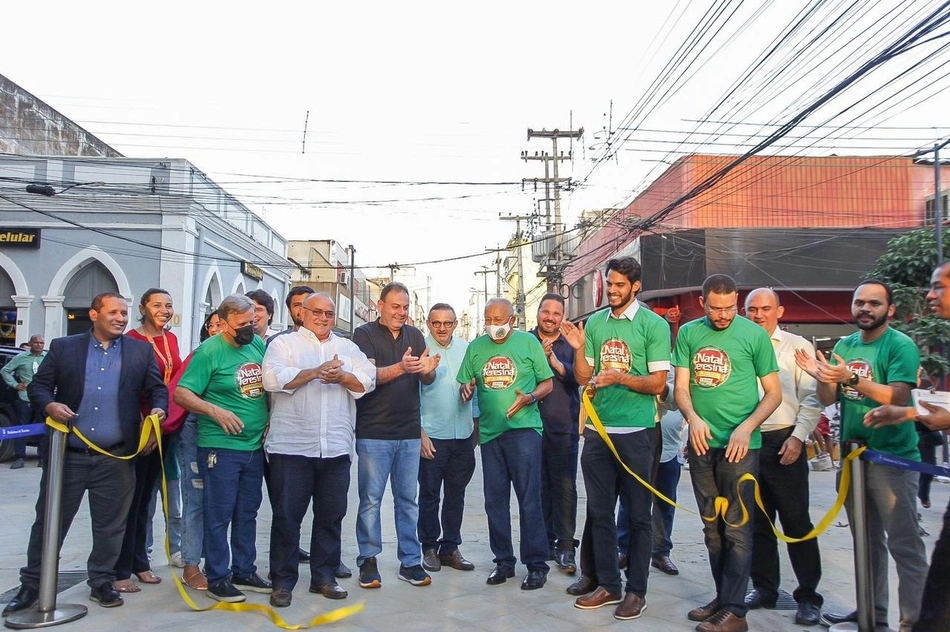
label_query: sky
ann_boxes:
[4,0,950,323]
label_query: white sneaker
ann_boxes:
[170,551,184,568]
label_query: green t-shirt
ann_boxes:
[832,327,920,460]
[583,305,672,428]
[672,315,778,449]
[457,330,555,445]
[177,334,268,451]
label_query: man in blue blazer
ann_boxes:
[2,292,167,615]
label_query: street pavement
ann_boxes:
[0,444,947,631]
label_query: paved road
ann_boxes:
[0,446,946,631]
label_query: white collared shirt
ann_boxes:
[262,328,376,458]
[758,327,822,441]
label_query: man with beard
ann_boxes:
[266,286,314,347]
[673,274,781,632]
[797,279,928,632]
[531,293,580,573]
[865,261,950,632]
[560,257,670,620]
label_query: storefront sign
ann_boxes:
[0,228,40,248]
[241,261,264,281]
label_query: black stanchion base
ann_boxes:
[829,623,897,632]
[4,604,87,629]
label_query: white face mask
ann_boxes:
[485,322,511,340]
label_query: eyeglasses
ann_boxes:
[429,320,457,328]
[706,305,737,316]
[304,307,335,319]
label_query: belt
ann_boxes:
[65,442,123,456]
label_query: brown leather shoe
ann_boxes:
[688,597,721,622]
[614,593,647,620]
[438,549,475,571]
[574,586,623,610]
[422,548,441,572]
[651,554,679,575]
[696,609,748,632]
[566,575,596,596]
[309,581,348,600]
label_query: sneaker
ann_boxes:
[231,572,272,594]
[207,579,246,603]
[398,564,432,586]
[170,551,184,568]
[10,458,24,470]
[359,556,382,589]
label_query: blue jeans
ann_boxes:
[652,457,681,556]
[417,435,476,554]
[481,428,549,571]
[356,438,422,567]
[541,436,579,552]
[689,445,758,617]
[198,446,264,585]
[178,415,203,566]
[269,453,350,589]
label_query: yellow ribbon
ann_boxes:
[581,391,860,542]
[45,415,364,628]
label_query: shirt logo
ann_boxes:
[691,347,732,389]
[842,359,872,401]
[482,355,517,390]
[600,338,632,373]
[235,363,264,399]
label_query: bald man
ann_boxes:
[743,288,823,626]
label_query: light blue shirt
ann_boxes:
[420,334,479,440]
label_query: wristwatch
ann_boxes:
[845,371,860,387]
[529,392,538,404]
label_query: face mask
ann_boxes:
[485,322,511,340]
[233,324,256,346]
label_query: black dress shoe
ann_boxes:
[795,602,821,626]
[89,583,123,608]
[309,581,348,600]
[651,555,679,575]
[298,548,311,563]
[521,569,547,590]
[486,565,515,585]
[566,575,595,596]
[335,562,352,579]
[270,588,292,608]
[744,588,777,609]
[554,551,576,574]
[2,584,38,616]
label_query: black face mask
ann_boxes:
[232,324,256,346]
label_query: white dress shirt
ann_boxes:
[759,327,822,442]
[263,328,376,458]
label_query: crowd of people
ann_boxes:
[1,256,949,632]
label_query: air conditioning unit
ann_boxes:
[340,271,349,285]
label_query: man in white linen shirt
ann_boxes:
[262,293,376,608]
[742,288,824,626]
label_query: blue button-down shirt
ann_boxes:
[73,335,123,449]
[420,334,479,440]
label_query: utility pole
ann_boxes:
[500,214,532,329]
[474,266,491,307]
[524,126,584,291]
[348,244,356,337]
[913,137,950,262]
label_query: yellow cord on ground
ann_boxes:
[581,391,859,542]
[46,415,364,628]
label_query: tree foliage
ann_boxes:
[867,228,950,379]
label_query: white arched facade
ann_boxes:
[43,247,133,341]
[0,253,33,345]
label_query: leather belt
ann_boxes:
[65,442,123,456]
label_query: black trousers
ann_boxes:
[913,500,950,631]
[22,451,134,589]
[750,427,823,606]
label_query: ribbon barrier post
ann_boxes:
[5,417,87,630]
[829,441,881,632]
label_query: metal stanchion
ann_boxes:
[6,421,87,629]
[830,442,893,632]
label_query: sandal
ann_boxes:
[135,571,162,584]
[114,579,142,593]
[182,566,208,591]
